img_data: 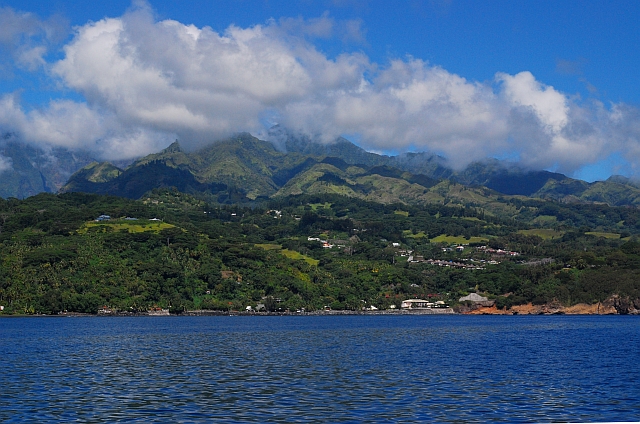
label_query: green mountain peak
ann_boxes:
[162,140,183,154]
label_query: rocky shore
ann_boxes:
[458,295,640,315]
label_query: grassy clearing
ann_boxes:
[532,215,558,225]
[79,220,175,234]
[429,235,489,244]
[403,230,427,238]
[282,249,320,266]
[255,244,319,266]
[585,231,621,239]
[309,202,332,210]
[518,229,564,240]
[254,243,282,250]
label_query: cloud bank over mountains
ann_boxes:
[0,153,11,172]
[0,2,639,175]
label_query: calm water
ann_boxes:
[0,315,639,422]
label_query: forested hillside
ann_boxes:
[1,190,640,315]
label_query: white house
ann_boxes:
[401,299,432,309]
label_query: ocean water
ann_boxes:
[0,315,639,422]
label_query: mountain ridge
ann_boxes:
[4,129,640,207]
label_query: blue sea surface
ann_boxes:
[0,315,639,422]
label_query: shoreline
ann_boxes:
[0,308,455,317]
[2,304,639,316]
[4,295,640,317]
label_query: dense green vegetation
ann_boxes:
[1,189,640,315]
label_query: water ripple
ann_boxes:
[1,315,639,422]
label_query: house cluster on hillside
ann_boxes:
[477,246,520,257]
[404,254,486,269]
[398,243,522,269]
[424,259,485,270]
[305,234,522,268]
[307,236,350,249]
[441,245,520,257]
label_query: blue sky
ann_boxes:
[1,0,639,181]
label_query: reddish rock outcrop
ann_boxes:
[461,296,625,315]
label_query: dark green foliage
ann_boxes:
[1,190,640,315]
[65,161,227,200]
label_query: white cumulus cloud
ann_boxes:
[49,5,368,152]
[0,3,638,176]
[0,94,173,160]
[280,59,510,168]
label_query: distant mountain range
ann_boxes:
[0,135,97,199]
[3,129,640,208]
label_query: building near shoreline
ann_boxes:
[401,299,433,309]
